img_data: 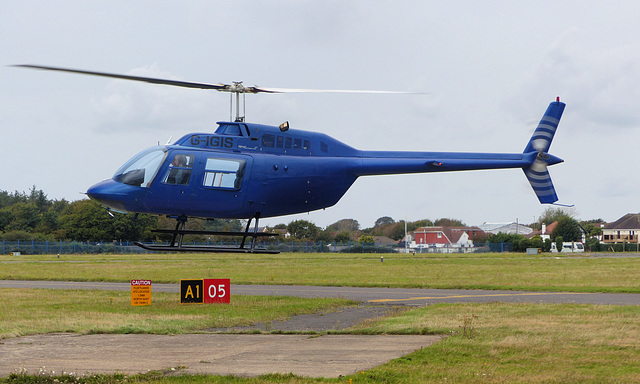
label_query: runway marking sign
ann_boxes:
[180,279,204,303]
[180,278,230,304]
[130,279,151,306]
[204,278,230,304]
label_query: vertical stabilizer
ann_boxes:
[523,99,565,154]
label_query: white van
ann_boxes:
[550,242,584,253]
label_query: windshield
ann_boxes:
[113,146,167,187]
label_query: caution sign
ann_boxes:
[180,279,204,304]
[131,279,152,306]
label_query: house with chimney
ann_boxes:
[539,221,558,241]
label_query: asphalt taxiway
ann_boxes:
[2,280,639,306]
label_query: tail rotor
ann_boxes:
[522,98,566,204]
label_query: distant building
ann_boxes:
[271,228,291,238]
[478,222,533,236]
[602,213,640,244]
[539,221,558,241]
[372,236,395,246]
[410,226,485,253]
[252,227,291,238]
[532,220,587,243]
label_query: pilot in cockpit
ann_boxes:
[166,154,191,184]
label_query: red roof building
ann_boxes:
[411,226,485,253]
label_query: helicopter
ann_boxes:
[14,65,566,253]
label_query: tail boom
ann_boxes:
[347,99,565,204]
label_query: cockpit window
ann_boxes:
[163,154,194,185]
[113,146,166,187]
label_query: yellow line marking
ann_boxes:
[368,292,591,303]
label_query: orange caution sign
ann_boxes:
[131,279,152,306]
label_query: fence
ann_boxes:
[1,240,145,255]
[0,239,526,255]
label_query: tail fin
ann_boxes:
[523,98,566,204]
[524,98,566,153]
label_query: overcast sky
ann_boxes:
[2,1,640,229]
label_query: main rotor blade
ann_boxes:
[13,64,426,95]
[252,86,426,95]
[12,64,229,91]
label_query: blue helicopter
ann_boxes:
[15,65,566,253]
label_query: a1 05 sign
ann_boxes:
[180,278,230,304]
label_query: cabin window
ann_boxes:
[285,137,292,149]
[163,154,194,185]
[203,158,246,190]
[294,138,302,149]
[303,140,311,150]
[276,136,284,148]
[262,134,275,148]
[320,141,328,153]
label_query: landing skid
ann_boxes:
[133,214,280,254]
[133,241,280,254]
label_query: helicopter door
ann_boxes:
[188,154,251,215]
[144,153,196,215]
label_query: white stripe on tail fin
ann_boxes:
[523,98,565,154]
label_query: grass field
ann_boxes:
[0,289,356,339]
[1,252,639,383]
[1,252,640,292]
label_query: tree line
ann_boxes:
[1,188,598,249]
[0,187,240,242]
[0,187,472,243]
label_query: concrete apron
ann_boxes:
[0,333,442,378]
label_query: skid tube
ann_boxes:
[133,214,280,254]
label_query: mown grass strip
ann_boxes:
[0,288,356,339]
[2,252,640,293]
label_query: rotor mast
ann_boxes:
[230,82,246,122]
